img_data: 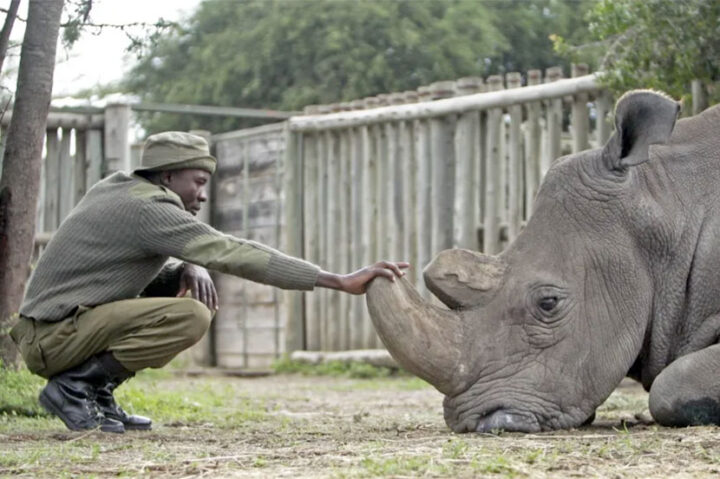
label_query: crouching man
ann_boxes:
[10,131,407,433]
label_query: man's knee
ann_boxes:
[173,298,212,346]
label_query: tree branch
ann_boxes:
[0,7,24,22]
[0,8,175,31]
[599,26,640,71]
[62,20,176,29]
[0,0,21,73]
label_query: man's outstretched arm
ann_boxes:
[315,261,409,295]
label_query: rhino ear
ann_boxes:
[601,90,680,171]
[423,249,506,310]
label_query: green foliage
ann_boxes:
[486,0,597,74]
[554,0,720,102]
[61,0,93,48]
[123,0,594,133]
[0,366,47,417]
[272,355,403,378]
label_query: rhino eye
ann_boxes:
[529,285,570,321]
[538,296,559,312]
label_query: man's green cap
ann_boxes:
[135,131,217,174]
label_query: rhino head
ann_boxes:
[367,90,682,433]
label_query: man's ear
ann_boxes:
[159,170,173,187]
[601,90,680,171]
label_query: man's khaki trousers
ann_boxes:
[10,297,212,378]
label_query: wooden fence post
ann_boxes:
[129,143,142,171]
[571,64,590,153]
[349,121,366,349]
[483,75,504,254]
[85,129,103,190]
[73,130,87,205]
[544,67,563,176]
[375,98,391,266]
[506,72,523,242]
[318,129,331,349]
[391,92,409,264]
[692,80,708,115]
[302,131,320,351]
[326,129,341,350]
[429,81,457,255]
[524,70,542,218]
[338,122,352,349]
[302,106,326,351]
[363,96,381,346]
[43,128,60,232]
[414,86,433,298]
[342,101,366,350]
[454,77,483,250]
[378,96,397,265]
[401,91,419,286]
[103,103,131,175]
[57,129,73,224]
[498,77,508,230]
[241,140,251,366]
[595,90,612,147]
[282,125,305,353]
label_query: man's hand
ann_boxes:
[316,261,410,295]
[178,263,219,311]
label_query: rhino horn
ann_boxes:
[366,277,472,395]
[423,249,507,310]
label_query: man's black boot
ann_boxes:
[94,353,153,431]
[39,355,125,433]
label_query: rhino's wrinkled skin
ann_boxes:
[367,90,720,433]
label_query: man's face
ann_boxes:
[162,168,211,215]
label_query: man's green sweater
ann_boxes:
[21,172,320,322]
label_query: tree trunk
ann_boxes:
[0,0,21,75]
[0,0,64,368]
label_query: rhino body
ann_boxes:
[367,91,720,432]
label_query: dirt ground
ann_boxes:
[3,374,720,478]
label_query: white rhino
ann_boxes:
[368,90,720,432]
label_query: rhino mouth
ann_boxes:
[473,408,541,433]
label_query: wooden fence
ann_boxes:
[282,66,610,353]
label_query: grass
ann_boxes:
[0,364,271,434]
[272,355,399,379]
[0,359,424,435]
[597,388,649,413]
[114,379,269,427]
[357,454,450,477]
[0,365,47,417]
[3,366,720,478]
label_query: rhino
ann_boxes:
[367,90,720,433]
